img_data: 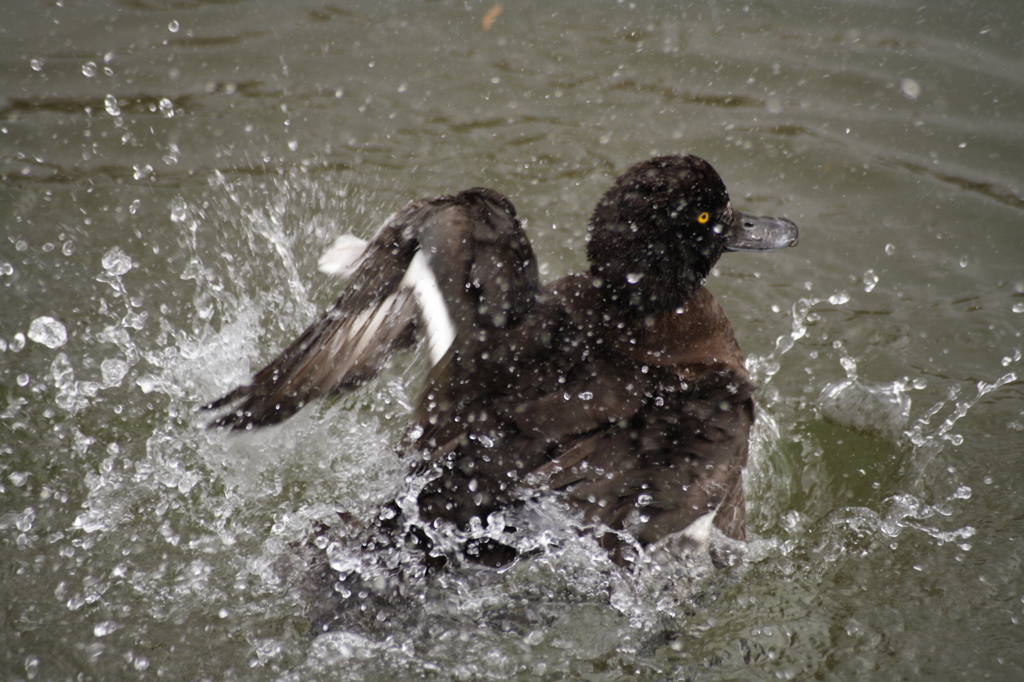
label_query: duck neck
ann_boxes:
[589,269,703,321]
[600,284,747,376]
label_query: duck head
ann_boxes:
[587,155,798,313]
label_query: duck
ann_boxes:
[205,154,798,576]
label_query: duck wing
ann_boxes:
[204,187,538,430]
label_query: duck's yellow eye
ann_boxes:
[697,212,710,224]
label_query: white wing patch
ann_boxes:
[318,236,454,368]
[318,234,369,277]
[403,252,455,365]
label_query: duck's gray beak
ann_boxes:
[724,211,799,252]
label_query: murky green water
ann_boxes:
[2,0,1023,679]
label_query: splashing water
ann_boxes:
[747,291,1019,576]
[28,316,67,349]
[10,165,1018,680]
[904,371,1018,481]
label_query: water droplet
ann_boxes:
[168,20,179,32]
[137,376,159,394]
[51,353,74,390]
[94,620,118,637]
[159,97,174,118]
[952,485,972,500]
[133,164,153,181]
[1013,303,1024,314]
[862,269,878,292]
[840,356,857,376]
[959,256,968,268]
[11,333,26,352]
[100,249,133,280]
[900,78,921,100]
[766,96,782,114]
[104,94,120,117]
[626,272,644,284]
[62,240,75,256]
[101,358,129,387]
[884,243,895,255]
[288,139,298,151]
[578,391,594,401]
[81,61,97,77]
[28,316,68,348]
[16,507,35,532]
[170,196,187,223]
[30,58,44,71]
[17,373,30,387]
[829,291,850,305]
[129,199,141,215]
[524,629,544,646]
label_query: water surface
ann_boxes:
[2,0,1023,679]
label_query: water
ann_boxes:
[2,0,1023,679]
